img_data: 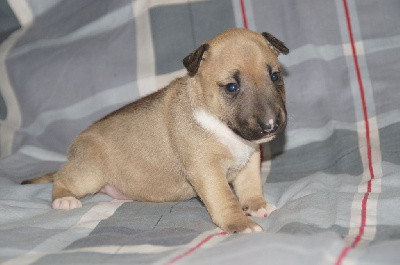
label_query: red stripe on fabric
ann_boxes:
[164,232,227,265]
[335,0,375,264]
[240,0,248,29]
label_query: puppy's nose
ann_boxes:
[260,118,280,135]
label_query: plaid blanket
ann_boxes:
[1,0,400,264]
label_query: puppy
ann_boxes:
[22,28,289,233]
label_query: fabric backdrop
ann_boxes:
[0,0,399,264]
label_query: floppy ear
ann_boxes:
[262,32,289,55]
[182,44,210,76]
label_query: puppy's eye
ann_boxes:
[271,72,280,82]
[225,83,240,93]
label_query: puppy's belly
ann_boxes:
[100,184,131,200]
[101,181,197,202]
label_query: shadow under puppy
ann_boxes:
[22,28,289,234]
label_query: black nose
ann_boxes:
[259,117,280,135]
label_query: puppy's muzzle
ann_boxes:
[256,110,286,141]
[260,118,279,135]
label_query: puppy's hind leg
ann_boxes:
[52,155,106,210]
[51,135,111,210]
[52,173,82,210]
[52,163,106,210]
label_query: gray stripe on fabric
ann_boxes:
[283,120,357,151]
[25,0,63,17]
[67,227,201,249]
[231,0,245,28]
[67,199,213,249]
[279,34,400,68]
[283,56,357,129]
[18,0,130,47]
[278,223,349,237]
[377,183,400,225]
[149,4,194,75]
[356,0,400,40]
[18,145,66,162]
[0,227,64,249]
[379,122,400,165]
[365,47,400,116]
[0,93,6,120]
[33,251,173,265]
[0,0,21,44]
[0,1,21,127]
[20,82,139,138]
[30,103,130,155]
[252,0,343,46]
[150,0,236,75]
[267,129,363,183]
[257,191,357,233]
[189,0,236,46]
[3,200,125,265]
[283,109,400,152]
[9,5,134,60]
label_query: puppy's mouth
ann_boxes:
[231,128,279,143]
[253,133,278,144]
[230,120,286,144]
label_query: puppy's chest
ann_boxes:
[222,134,255,169]
[194,109,256,169]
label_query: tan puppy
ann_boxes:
[22,28,289,233]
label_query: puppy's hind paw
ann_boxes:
[52,197,82,210]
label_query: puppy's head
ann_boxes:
[184,28,289,143]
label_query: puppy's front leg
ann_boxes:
[188,164,262,234]
[232,148,277,218]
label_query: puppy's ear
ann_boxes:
[262,32,289,55]
[183,44,210,76]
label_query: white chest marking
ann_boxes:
[193,109,257,168]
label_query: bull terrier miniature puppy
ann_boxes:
[22,28,289,233]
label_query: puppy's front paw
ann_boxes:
[266,203,278,215]
[52,196,82,210]
[221,216,264,234]
[242,197,277,218]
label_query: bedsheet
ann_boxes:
[1,1,400,264]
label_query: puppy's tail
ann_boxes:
[21,172,56,185]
